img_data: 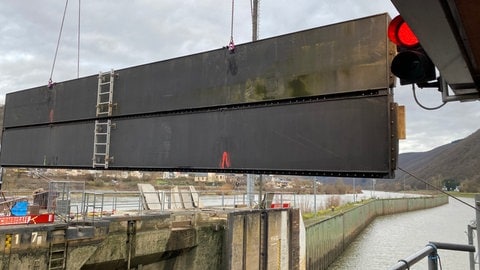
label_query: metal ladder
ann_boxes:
[92,70,116,168]
[48,230,67,270]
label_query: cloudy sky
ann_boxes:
[1,0,479,154]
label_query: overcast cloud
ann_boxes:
[1,1,479,154]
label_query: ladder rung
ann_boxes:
[93,163,107,167]
[94,146,107,150]
[98,91,111,95]
[95,142,108,146]
[97,101,111,106]
[95,133,108,136]
[99,81,111,85]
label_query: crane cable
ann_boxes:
[227,0,236,53]
[250,0,259,41]
[230,0,235,42]
[49,0,69,88]
[49,0,81,88]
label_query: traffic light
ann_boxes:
[388,16,436,85]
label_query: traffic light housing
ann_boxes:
[388,16,436,85]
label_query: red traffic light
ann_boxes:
[388,15,435,85]
[388,16,419,48]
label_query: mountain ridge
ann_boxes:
[395,129,480,191]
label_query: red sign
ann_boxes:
[270,203,291,209]
[0,214,55,226]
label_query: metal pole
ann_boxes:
[258,174,263,208]
[467,224,475,270]
[249,0,259,209]
[389,245,436,270]
[247,174,254,207]
[252,0,259,41]
[427,249,439,270]
[371,179,376,198]
[476,194,480,268]
[353,178,356,202]
[0,167,3,190]
[313,177,317,216]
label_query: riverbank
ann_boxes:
[329,196,476,269]
[304,195,448,270]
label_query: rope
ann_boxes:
[49,0,70,87]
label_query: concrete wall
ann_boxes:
[0,212,226,270]
[223,209,305,270]
[81,212,226,270]
[0,196,447,270]
[305,196,448,270]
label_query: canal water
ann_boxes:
[328,197,477,270]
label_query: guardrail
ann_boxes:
[2,189,301,219]
[389,242,475,270]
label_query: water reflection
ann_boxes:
[328,197,476,270]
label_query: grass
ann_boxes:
[302,199,373,226]
[447,191,479,198]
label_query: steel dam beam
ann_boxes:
[0,14,398,178]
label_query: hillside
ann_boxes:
[394,129,480,192]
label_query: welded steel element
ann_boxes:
[1,14,397,177]
[389,242,476,270]
[476,194,480,267]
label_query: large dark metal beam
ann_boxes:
[3,14,394,127]
[1,92,396,178]
[1,14,398,178]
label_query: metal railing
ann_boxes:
[60,190,299,219]
[9,185,370,223]
[389,242,475,270]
